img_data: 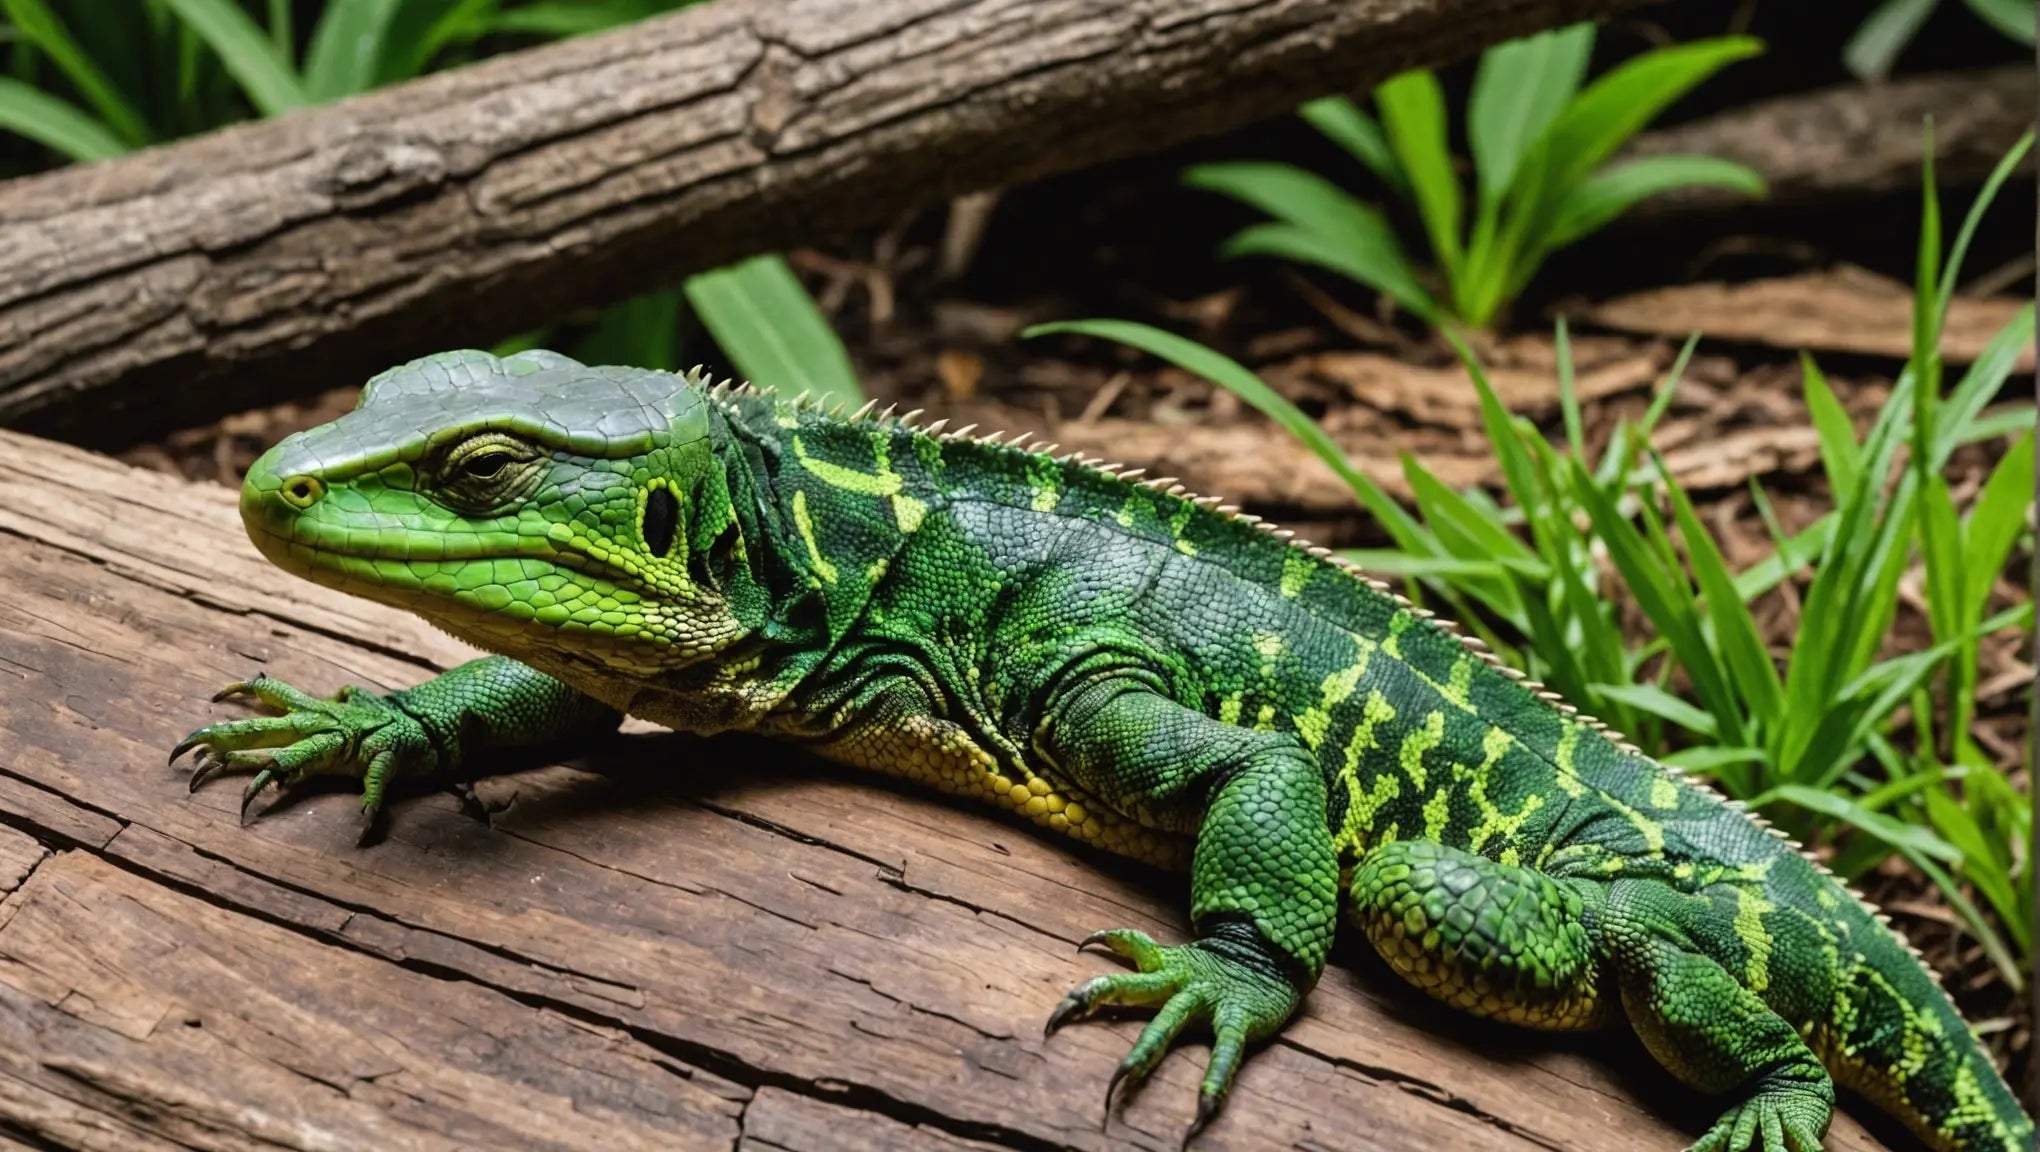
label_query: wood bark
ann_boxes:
[1622,65,2035,217]
[0,426,1902,1149]
[0,0,1644,449]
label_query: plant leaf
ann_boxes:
[1843,0,1937,81]
[1962,429,2034,618]
[1546,155,1764,249]
[1467,22,1594,210]
[1220,222,1437,322]
[0,76,127,160]
[1752,784,1963,864]
[303,0,407,101]
[161,0,309,115]
[1802,354,1861,494]
[0,0,152,145]
[683,254,862,408]
[1591,682,1719,738]
[1299,96,1404,193]
[1374,69,1462,279]
[1962,0,2036,43]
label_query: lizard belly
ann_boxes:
[799,712,1188,870]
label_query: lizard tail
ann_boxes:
[1821,923,2031,1152]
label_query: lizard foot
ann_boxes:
[172,674,435,843]
[1042,924,1299,1141]
[1688,1085,1831,1152]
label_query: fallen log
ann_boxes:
[0,0,1645,449]
[1620,64,2034,217]
[0,426,1901,1150]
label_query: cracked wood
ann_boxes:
[0,425,1897,1149]
[0,0,1648,448]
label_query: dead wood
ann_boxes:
[0,0,1647,449]
[1621,65,2035,218]
[0,427,1899,1149]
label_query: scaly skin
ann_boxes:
[174,349,2032,1151]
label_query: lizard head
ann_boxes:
[239,349,751,675]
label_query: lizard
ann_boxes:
[170,348,2033,1152]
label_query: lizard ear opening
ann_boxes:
[643,485,679,558]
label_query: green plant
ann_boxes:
[1183,24,1765,332]
[0,0,860,397]
[1026,128,2038,983]
[1845,0,2035,83]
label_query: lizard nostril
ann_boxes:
[280,476,324,508]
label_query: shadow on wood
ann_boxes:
[0,429,1901,1150]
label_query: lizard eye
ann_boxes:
[461,451,514,479]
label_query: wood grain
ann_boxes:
[0,0,1649,448]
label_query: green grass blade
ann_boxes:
[1569,457,1747,745]
[1656,452,1785,727]
[1933,305,2033,467]
[1545,155,1765,249]
[1336,551,1528,580]
[1910,121,1941,478]
[1374,69,1462,280]
[1554,318,1584,461]
[1663,745,1768,775]
[1753,783,1963,864]
[1298,96,1404,193]
[1,0,152,144]
[684,254,862,407]
[1843,0,1936,81]
[1801,353,1861,494]
[374,0,502,83]
[1467,22,1593,211]
[567,287,684,373]
[1024,319,1428,549]
[1937,129,2033,321]
[303,0,406,101]
[1904,848,2024,989]
[1219,221,1437,322]
[0,76,126,160]
[1962,429,2034,618]
[486,0,680,38]
[161,0,308,115]
[1591,682,1719,739]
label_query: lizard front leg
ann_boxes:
[1036,673,1337,1136]
[173,654,621,841]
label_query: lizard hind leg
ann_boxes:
[1346,839,1609,1031]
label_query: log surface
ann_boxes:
[0,428,1904,1149]
[0,0,1649,448]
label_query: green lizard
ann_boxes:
[172,349,2032,1152]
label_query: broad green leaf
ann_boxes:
[1299,96,1403,193]
[1752,784,1963,864]
[1184,162,1403,256]
[1801,354,1861,494]
[161,0,308,115]
[683,254,862,408]
[1963,0,2036,42]
[0,77,126,160]
[1511,36,1762,238]
[1023,319,1428,550]
[1843,0,1936,81]
[1218,220,1438,321]
[1467,22,1593,209]
[568,287,683,373]
[1545,155,1764,248]
[304,0,407,101]
[1374,70,1462,277]
[1591,682,1718,738]
[1,0,151,145]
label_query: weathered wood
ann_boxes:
[0,427,1897,1150]
[0,0,1650,449]
[1622,65,2035,218]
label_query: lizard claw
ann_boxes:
[239,768,276,823]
